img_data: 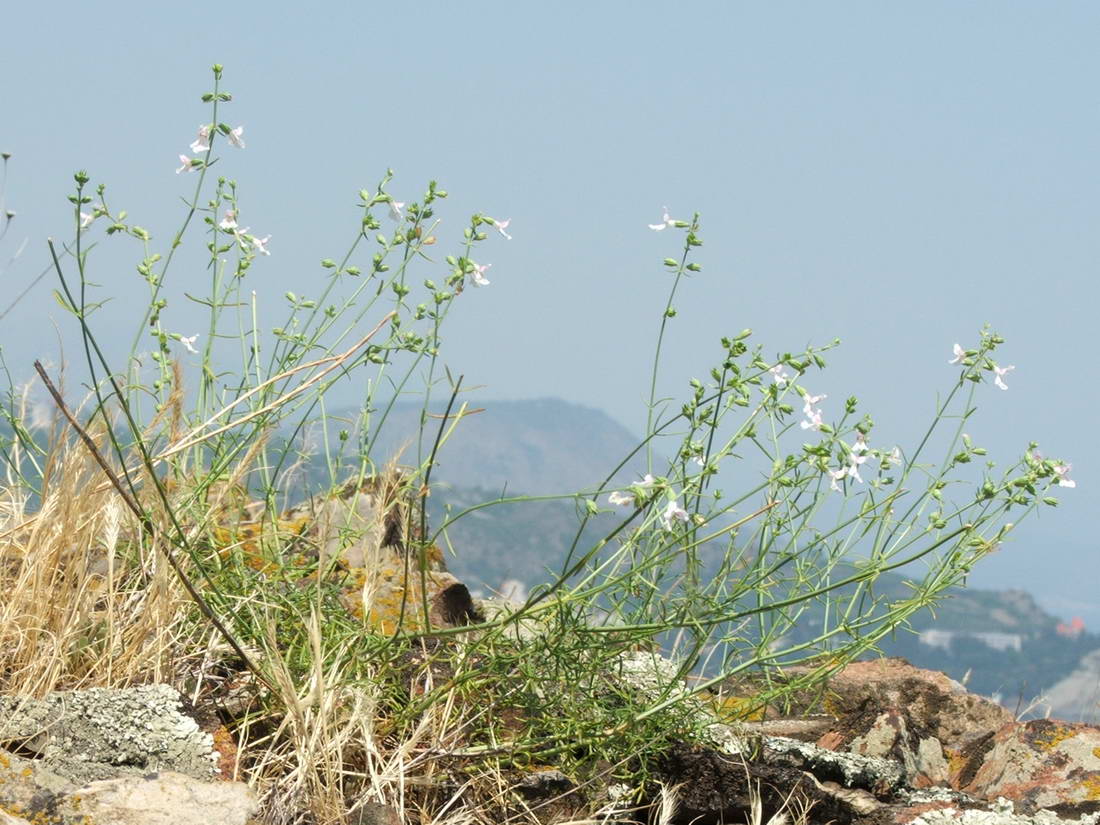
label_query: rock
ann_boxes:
[63,771,256,825]
[0,749,80,824]
[213,470,480,633]
[656,742,853,825]
[350,801,402,825]
[0,751,256,825]
[809,659,1016,753]
[694,659,1100,825]
[0,684,216,784]
[904,796,1100,825]
[514,769,576,799]
[956,719,1100,817]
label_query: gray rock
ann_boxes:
[0,684,217,783]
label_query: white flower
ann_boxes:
[692,455,705,467]
[887,446,902,465]
[79,211,95,229]
[227,125,245,148]
[218,209,238,230]
[659,499,689,530]
[993,364,1014,391]
[851,433,868,454]
[635,474,657,488]
[190,124,212,153]
[829,453,868,491]
[176,154,196,174]
[388,200,405,221]
[1053,463,1076,488]
[471,262,491,287]
[648,206,677,231]
[250,234,271,255]
[491,217,512,240]
[769,364,791,387]
[949,343,965,364]
[177,334,199,354]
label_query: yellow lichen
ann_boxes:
[1033,723,1077,751]
[1081,774,1100,801]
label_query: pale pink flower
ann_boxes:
[178,334,199,354]
[388,200,405,221]
[948,343,965,364]
[801,391,826,416]
[250,234,271,255]
[659,499,690,530]
[608,474,657,507]
[828,468,848,492]
[847,452,868,483]
[769,364,791,387]
[227,125,245,148]
[851,433,868,454]
[993,364,1014,391]
[219,210,238,230]
[190,124,212,153]
[176,154,196,174]
[79,211,95,229]
[471,262,491,287]
[887,446,902,465]
[491,217,512,240]
[608,490,635,507]
[801,407,824,431]
[1053,463,1076,488]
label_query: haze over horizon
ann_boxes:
[1,3,1095,624]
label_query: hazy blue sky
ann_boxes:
[2,3,1096,622]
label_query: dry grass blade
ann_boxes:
[31,360,271,690]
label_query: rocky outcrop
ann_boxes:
[661,658,1100,825]
[0,684,217,784]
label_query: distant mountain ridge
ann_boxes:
[335,396,653,495]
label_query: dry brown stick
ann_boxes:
[33,359,274,691]
[155,310,397,461]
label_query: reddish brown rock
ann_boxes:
[956,718,1100,816]
[815,659,1016,753]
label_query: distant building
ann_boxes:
[918,629,1023,653]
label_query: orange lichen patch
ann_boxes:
[211,724,240,779]
[1093,746,1100,760]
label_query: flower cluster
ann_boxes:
[216,208,270,256]
[800,390,826,432]
[949,342,1014,390]
[607,474,690,531]
[175,123,245,174]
